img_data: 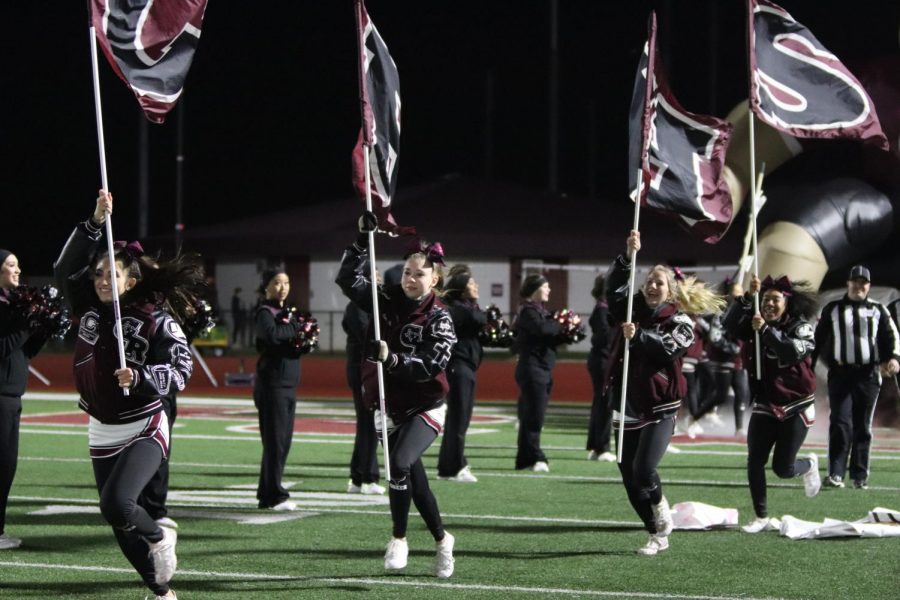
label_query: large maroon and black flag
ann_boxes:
[628,12,734,243]
[90,0,207,124]
[748,0,888,149]
[352,0,413,236]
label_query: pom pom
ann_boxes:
[479,304,514,348]
[6,285,72,340]
[553,308,586,344]
[182,299,217,342]
[279,306,320,355]
[292,312,320,354]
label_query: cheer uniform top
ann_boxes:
[604,255,695,429]
[336,241,456,431]
[55,219,192,458]
[723,296,816,423]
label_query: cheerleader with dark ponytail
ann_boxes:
[723,274,821,533]
[54,190,205,600]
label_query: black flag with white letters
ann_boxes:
[352,1,413,236]
[628,12,735,243]
[91,0,207,124]
[749,0,888,149]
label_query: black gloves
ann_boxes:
[355,211,378,248]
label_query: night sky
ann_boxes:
[2,1,898,274]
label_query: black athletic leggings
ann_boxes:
[616,418,674,534]
[92,437,169,596]
[387,416,445,541]
[746,411,813,518]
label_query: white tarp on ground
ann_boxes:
[780,507,900,540]
[671,501,739,530]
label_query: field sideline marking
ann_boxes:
[17,456,900,492]
[0,560,796,600]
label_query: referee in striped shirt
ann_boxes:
[814,265,900,489]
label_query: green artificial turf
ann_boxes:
[1,395,898,599]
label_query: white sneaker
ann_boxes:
[741,517,781,533]
[686,420,704,439]
[803,453,821,497]
[587,450,600,461]
[384,537,408,570]
[155,517,178,530]
[347,480,362,494]
[270,500,298,511]
[531,461,550,473]
[448,466,478,483]
[652,496,673,536]
[360,482,386,495]
[147,526,177,585]
[434,532,455,578]
[735,428,747,437]
[0,534,22,550]
[596,451,616,462]
[666,444,682,454]
[704,411,724,427]
[145,591,177,600]
[637,534,669,556]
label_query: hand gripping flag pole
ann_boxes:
[89,26,130,396]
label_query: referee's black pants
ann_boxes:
[827,365,880,483]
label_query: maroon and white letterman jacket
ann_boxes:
[336,240,456,427]
[55,219,193,426]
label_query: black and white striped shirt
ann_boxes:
[889,299,900,334]
[814,296,900,368]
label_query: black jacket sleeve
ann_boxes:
[335,240,380,314]
[812,301,836,369]
[760,319,815,365]
[876,303,900,363]
[449,302,488,337]
[130,315,193,396]
[723,294,754,341]
[53,219,104,316]
[631,312,695,363]
[517,305,562,341]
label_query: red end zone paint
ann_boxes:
[28,354,595,402]
[21,408,505,436]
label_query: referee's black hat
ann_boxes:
[848,265,871,282]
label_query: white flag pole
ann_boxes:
[28,365,51,387]
[90,26,130,396]
[748,108,762,382]
[363,145,392,483]
[736,161,766,286]
[616,168,644,463]
[190,344,219,387]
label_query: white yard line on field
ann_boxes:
[17,455,900,492]
[0,560,797,600]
